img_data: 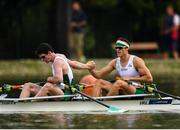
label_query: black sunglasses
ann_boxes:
[115,47,124,49]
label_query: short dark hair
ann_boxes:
[116,37,130,46]
[35,43,54,55]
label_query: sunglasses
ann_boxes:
[115,47,124,50]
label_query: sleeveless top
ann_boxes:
[52,54,73,85]
[115,55,140,77]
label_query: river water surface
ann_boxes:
[0,81,180,129]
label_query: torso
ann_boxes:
[164,15,174,30]
[71,10,87,32]
[52,54,73,85]
[115,55,140,77]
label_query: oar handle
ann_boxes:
[0,84,22,93]
[12,85,22,90]
[116,77,141,87]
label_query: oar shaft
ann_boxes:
[59,83,126,112]
[146,86,180,100]
[153,89,180,100]
[0,85,22,92]
[61,83,111,108]
[72,88,110,108]
[116,78,180,100]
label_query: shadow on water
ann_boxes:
[0,112,180,129]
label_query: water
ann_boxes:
[0,112,180,129]
[0,81,180,129]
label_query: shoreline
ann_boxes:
[0,59,180,84]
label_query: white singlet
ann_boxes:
[52,54,73,84]
[115,55,140,78]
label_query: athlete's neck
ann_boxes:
[120,54,130,63]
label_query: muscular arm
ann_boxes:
[47,59,64,84]
[126,57,153,83]
[89,59,115,79]
[68,60,91,69]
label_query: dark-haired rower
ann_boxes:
[20,43,92,98]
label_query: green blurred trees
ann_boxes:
[82,0,180,58]
[0,0,180,58]
[0,0,69,59]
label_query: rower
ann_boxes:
[87,37,153,97]
[19,43,93,99]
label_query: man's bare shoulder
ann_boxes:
[54,57,66,66]
[56,53,67,59]
[108,58,117,65]
[133,55,144,62]
[133,55,145,67]
[105,58,117,69]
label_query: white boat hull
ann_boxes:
[1,98,180,113]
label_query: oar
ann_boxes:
[145,85,180,100]
[0,84,22,93]
[0,81,45,93]
[60,83,128,113]
[116,78,180,100]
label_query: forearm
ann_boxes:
[89,69,102,79]
[127,75,153,83]
[47,76,62,84]
[70,61,89,69]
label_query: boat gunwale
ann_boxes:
[0,93,155,102]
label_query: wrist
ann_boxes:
[47,77,53,82]
[89,69,95,72]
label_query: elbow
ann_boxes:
[91,74,101,79]
[93,74,102,79]
[95,76,101,79]
[147,76,153,83]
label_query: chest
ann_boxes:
[115,57,139,77]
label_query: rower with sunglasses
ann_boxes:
[87,37,153,97]
[19,43,92,98]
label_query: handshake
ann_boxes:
[86,61,96,70]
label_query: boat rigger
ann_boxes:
[0,82,180,113]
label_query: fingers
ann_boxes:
[138,84,144,89]
[86,60,96,70]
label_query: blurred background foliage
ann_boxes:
[0,0,180,59]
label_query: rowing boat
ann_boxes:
[0,94,180,113]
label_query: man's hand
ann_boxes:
[86,61,96,70]
[47,76,60,84]
[47,76,53,83]
[116,76,144,88]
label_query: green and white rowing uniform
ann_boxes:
[115,55,144,94]
[52,54,73,94]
